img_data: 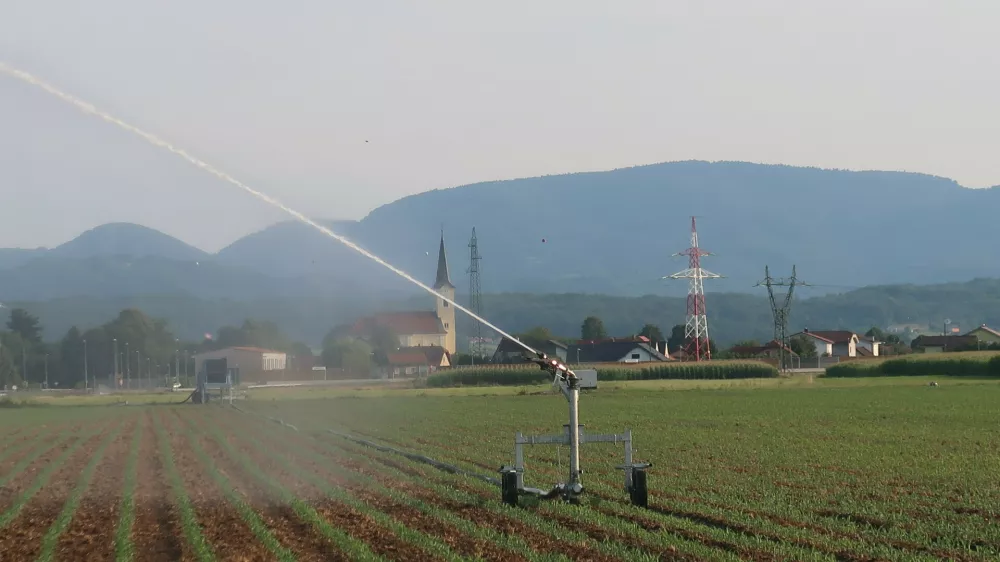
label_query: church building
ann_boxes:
[342,233,457,356]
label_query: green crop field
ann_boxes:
[2,375,999,561]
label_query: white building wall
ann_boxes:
[401,334,446,348]
[618,346,658,362]
[262,352,286,371]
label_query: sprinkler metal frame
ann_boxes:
[499,353,651,507]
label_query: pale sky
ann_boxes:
[1,0,997,251]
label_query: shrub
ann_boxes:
[826,353,1000,378]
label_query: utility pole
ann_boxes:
[83,339,88,393]
[755,265,808,372]
[175,340,180,386]
[666,217,721,361]
[44,354,48,389]
[468,227,484,364]
[22,343,27,388]
[136,350,141,389]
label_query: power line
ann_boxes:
[665,217,722,361]
[755,265,810,371]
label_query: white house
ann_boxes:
[567,337,669,364]
[856,336,881,357]
[791,330,863,358]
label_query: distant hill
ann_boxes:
[50,222,207,261]
[209,161,1000,296]
[0,248,47,270]
[3,162,1000,301]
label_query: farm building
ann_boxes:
[910,335,978,353]
[492,338,567,364]
[965,325,1000,345]
[192,347,286,383]
[384,345,451,378]
[568,337,668,364]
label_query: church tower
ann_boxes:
[433,232,457,355]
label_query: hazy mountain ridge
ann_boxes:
[3,162,1000,301]
[50,222,208,260]
[218,161,1000,295]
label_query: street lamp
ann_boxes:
[112,338,118,389]
[125,342,130,390]
[83,339,88,393]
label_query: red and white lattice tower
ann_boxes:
[666,217,721,361]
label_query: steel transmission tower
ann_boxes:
[755,265,807,371]
[468,228,484,362]
[666,217,721,361]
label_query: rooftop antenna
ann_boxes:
[755,265,809,371]
[665,217,721,361]
[468,228,484,364]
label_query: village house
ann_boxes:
[728,340,797,359]
[965,325,1000,346]
[910,335,978,353]
[384,345,452,378]
[790,329,869,358]
[568,336,669,364]
[492,338,567,364]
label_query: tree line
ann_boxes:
[0,308,316,390]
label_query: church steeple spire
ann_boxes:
[434,231,455,290]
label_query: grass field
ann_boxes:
[1,376,998,561]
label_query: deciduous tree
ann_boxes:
[581,316,607,340]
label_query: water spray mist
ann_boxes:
[0,62,538,357]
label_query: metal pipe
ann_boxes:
[568,379,581,489]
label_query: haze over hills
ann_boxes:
[213,161,1000,295]
[2,161,1000,343]
[50,223,208,261]
[6,277,1000,348]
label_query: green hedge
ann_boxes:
[426,361,778,388]
[826,354,1000,378]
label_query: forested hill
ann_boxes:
[5,162,1000,299]
[8,278,1000,347]
[215,161,1000,296]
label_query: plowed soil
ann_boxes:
[7,404,941,562]
[53,414,138,561]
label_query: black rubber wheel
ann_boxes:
[630,469,648,508]
[501,471,519,507]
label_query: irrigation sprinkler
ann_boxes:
[498,353,651,508]
[185,357,237,404]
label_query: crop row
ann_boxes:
[428,360,777,387]
[826,351,1000,377]
[267,404,995,562]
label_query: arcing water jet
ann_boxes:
[0,62,538,357]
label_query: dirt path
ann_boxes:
[221,411,596,562]
[158,409,272,561]
[206,409,439,561]
[170,409,346,562]
[54,414,138,561]
[0,425,113,561]
[132,410,186,561]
